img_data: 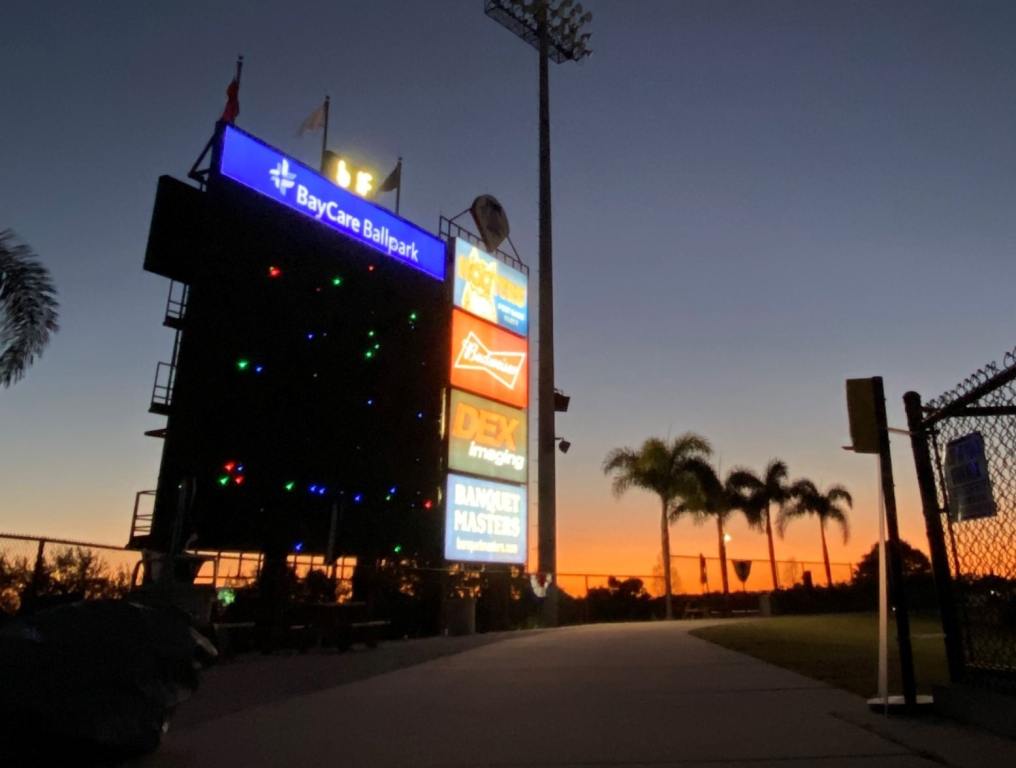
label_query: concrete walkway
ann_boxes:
[137,622,1016,767]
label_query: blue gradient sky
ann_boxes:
[2,1,1015,576]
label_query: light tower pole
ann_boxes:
[485,0,592,625]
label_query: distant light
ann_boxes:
[367,330,376,338]
[416,411,423,419]
[234,475,245,485]
[268,266,282,278]
[307,332,315,340]
[354,493,363,503]
[284,481,295,492]
[294,542,304,552]
[332,276,343,286]
[236,465,244,473]
[218,475,230,486]
[309,484,318,493]
[224,462,236,472]
[317,487,327,495]
[423,499,433,510]
[723,533,733,543]
[255,365,264,374]
[236,359,250,371]
[409,311,418,322]
[368,265,375,272]
[373,342,381,350]
[393,544,403,554]
[218,588,237,606]
[389,486,397,495]
[365,350,375,359]
[385,494,392,501]
[366,398,374,406]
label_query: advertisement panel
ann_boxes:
[444,472,527,565]
[450,309,528,408]
[452,239,528,336]
[217,125,445,280]
[448,389,527,484]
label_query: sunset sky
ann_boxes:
[2,1,1015,582]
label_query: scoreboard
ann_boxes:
[142,127,448,559]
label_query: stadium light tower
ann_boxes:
[484,0,592,622]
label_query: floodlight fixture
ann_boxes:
[553,389,570,412]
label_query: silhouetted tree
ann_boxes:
[778,480,852,587]
[674,460,756,596]
[854,539,930,585]
[603,434,711,619]
[0,230,59,387]
[727,460,792,590]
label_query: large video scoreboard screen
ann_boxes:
[144,127,449,558]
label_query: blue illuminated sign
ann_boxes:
[444,472,527,565]
[217,126,445,280]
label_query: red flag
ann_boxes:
[220,78,240,124]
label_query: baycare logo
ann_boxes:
[453,332,525,390]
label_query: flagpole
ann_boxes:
[320,95,330,173]
[235,55,244,88]
[395,157,402,215]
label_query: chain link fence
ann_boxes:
[910,346,1016,691]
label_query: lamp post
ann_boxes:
[485,0,592,625]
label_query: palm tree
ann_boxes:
[727,460,791,591]
[603,433,711,619]
[777,480,852,587]
[676,459,758,596]
[0,230,59,387]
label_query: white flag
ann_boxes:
[297,102,327,136]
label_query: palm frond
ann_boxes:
[827,505,851,544]
[775,497,810,538]
[726,467,762,492]
[826,484,853,508]
[0,230,59,387]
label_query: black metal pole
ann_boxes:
[872,377,917,707]
[904,390,966,682]
[537,13,558,625]
[321,95,330,174]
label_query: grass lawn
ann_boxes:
[690,613,949,698]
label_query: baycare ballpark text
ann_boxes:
[294,184,420,263]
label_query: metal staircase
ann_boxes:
[149,281,188,416]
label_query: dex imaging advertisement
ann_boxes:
[452,239,528,336]
[450,309,528,408]
[444,472,527,565]
[448,389,527,484]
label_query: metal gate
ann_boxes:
[905,347,1016,691]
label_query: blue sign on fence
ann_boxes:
[217,125,445,281]
[944,432,997,521]
[444,472,527,565]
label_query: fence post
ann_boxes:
[904,391,965,682]
[20,538,48,611]
[872,377,917,708]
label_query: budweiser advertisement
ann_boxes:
[444,472,527,565]
[448,389,527,484]
[450,309,528,408]
[452,238,529,337]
